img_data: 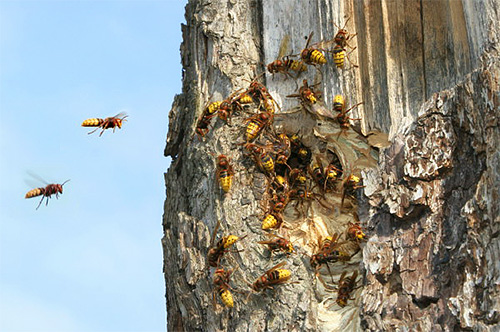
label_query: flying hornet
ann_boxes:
[25,177,70,210]
[82,112,128,136]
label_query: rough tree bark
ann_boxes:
[163,1,500,331]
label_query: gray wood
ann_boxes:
[163,0,500,331]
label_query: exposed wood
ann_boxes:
[163,0,500,331]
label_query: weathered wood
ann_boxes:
[163,0,500,331]
[362,61,500,330]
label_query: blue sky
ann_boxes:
[0,1,185,331]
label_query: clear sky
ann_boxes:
[0,1,185,331]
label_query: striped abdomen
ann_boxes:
[222,235,238,249]
[262,214,281,230]
[333,95,345,112]
[301,48,327,65]
[206,101,222,115]
[259,153,274,173]
[239,94,253,104]
[268,269,291,284]
[332,46,345,68]
[246,119,264,141]
[25,187,45,199]
[81,118,104,127]
[218,170,232,193]
[253,269,291,292]
[321,236,334,250]
[325,169,340,186]
[326,250,351,262]
[287,59,307,72]
[218,288,234,308]
[311,250,350,267]
[262,97,276,114]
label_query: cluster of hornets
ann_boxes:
[196,18,370,315]
[24,113,128,208]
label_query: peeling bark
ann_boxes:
[362,59,500,332]
[163,1,500,331]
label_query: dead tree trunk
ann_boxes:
[163,0,500,331]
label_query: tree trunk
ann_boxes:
[163,0,500,331]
